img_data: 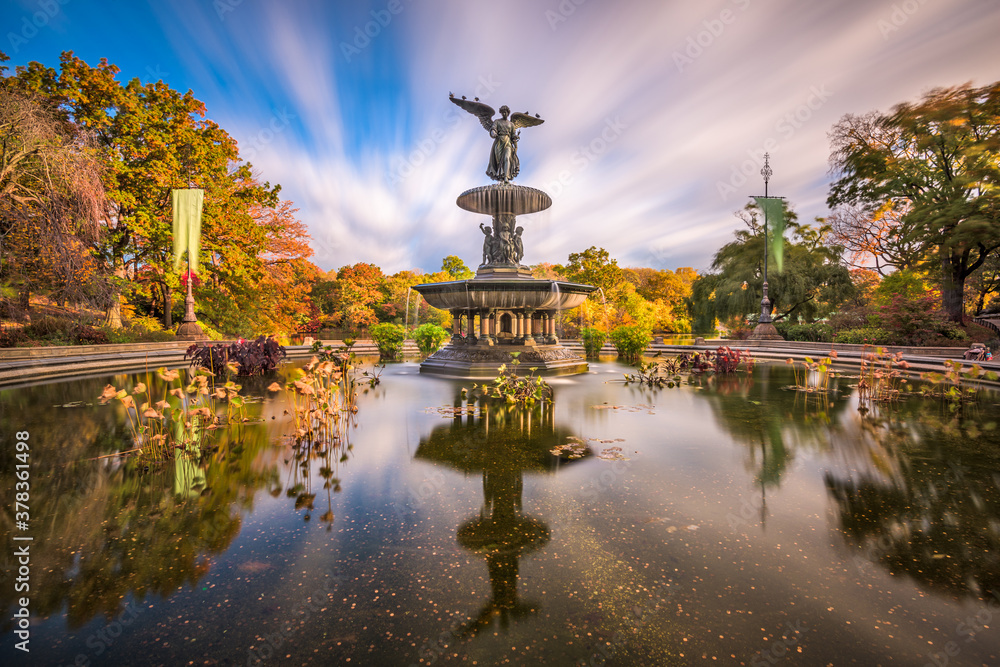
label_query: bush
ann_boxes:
[0,327,27,347]
[413,323,449,355]
[71,325,109,345]
[580,327,607,358]
[609,325,651,363]
[776,321,834,343]
[370,322,407,360]
[186,335,287,377]
[834,327,895,345]
[23,316,75,340]
[875,294,965,346]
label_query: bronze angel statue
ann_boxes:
[449,94,544,183]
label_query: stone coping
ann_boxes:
[2,337,996,388]
[0,340,387,388]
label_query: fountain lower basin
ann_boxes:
[413,279,594,311]
[412,278,597,377]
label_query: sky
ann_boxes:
[3,0,1000,276]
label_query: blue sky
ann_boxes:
[4,0,1000,275]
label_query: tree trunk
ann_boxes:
[104,257,126,329]
[17,287,30,312]
[940,252,966,323]
[163,283,173,329]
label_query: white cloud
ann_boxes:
[153,0,1000,275]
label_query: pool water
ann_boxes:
[2,360,1000,665]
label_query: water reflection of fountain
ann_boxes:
[414,396,586,636]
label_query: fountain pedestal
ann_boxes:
[414,183,595,377]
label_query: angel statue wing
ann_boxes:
[511,112,544,129]
[449,95,496,132]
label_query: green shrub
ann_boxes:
[609,325,651,363]
[413,323,449,355]
[580,327,607,358]
[23,316,75,340]
[777,322,834,343]
[71,325,109,345]
[834,327,894,345]
[370,322,406,360]
[0,327,27,348]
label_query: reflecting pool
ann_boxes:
[3,360,1000,665]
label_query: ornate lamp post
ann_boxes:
[749,154,785,341]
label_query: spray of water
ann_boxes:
[405,287,412,334]
[552,282,562,341]
[596,287,610,331]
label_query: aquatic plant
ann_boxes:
[580,326,607,359]
[609,324,651,363]
[786,354,836,394]
[468,353,552,404]
[413,323,449,355]
[97,366,252,461]
[854,347,908,408]
[623,347,754,387]
[622,361,682,388]
[918,359,998,410]
[370,322,406,360]
[185,335,286,377]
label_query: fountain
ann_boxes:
[413,95,597,377]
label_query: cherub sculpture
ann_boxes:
[449,95,544,183]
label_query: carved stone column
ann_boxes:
[466,311,477,344]
[452,311,463,343]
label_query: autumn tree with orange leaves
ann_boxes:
[6,51,316,336]
[0,53,107,313]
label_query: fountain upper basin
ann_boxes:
[456,184,552,216]
[412,279,595,311]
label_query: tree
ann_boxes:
[828,82,1000,322]
[691,204,855,330]
[827,202,923,275]
[558,246,624,293]
[10,51,310,335]
[11,52,252,328]
[624,266,696,331]
[0,69,107,311]
[530,262,564,280]
[966,250,1000,314]
[440,255,474,280]
[331,263,387,333]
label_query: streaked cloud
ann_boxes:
[4,0,999,274]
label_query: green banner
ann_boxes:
[754,196,785,273]
[172,189,204,274]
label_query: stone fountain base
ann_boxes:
[419,342,588,377]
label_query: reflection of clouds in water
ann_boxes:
[546,377,577,385]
